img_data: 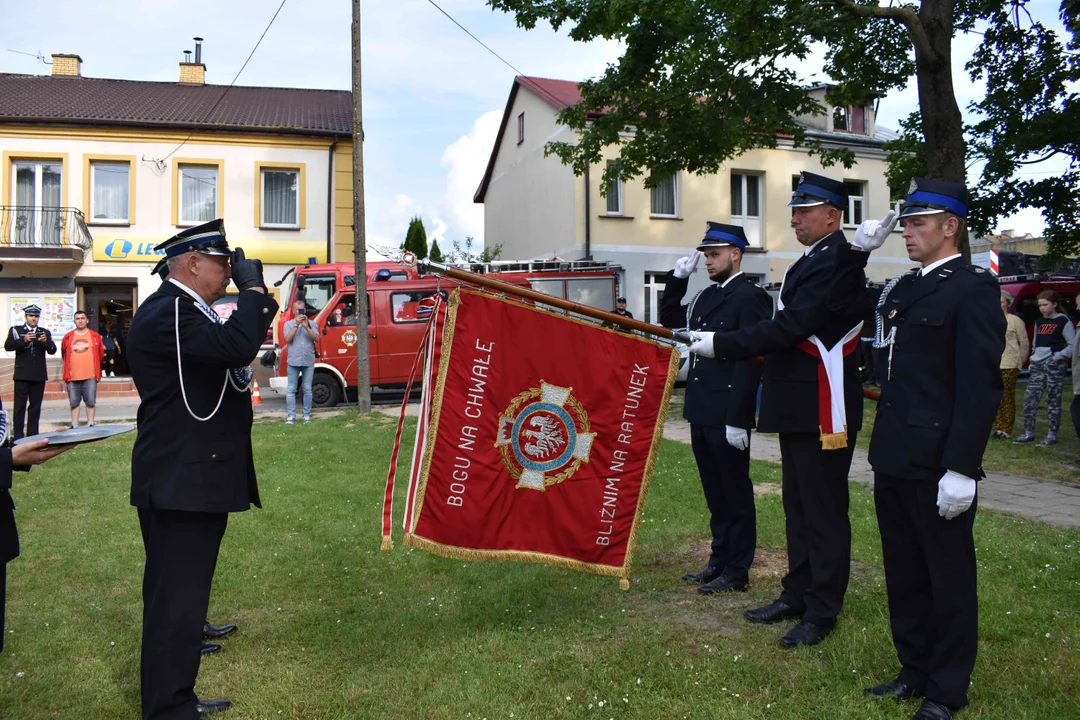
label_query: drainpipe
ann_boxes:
[326,141,337,263]
[583,163,592,260]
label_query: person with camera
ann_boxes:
[282,300,319,423]
[4,304,58,439]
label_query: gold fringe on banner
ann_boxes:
[820,425,849,450]
[380,536,394,551]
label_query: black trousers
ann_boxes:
[12,380,44,440]
[777,431,856,625]
[874,473,978,710]
[138,507,228,720]
[689,424,755,581]
[0,563,6,653]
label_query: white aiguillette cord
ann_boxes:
[175,297,230,422]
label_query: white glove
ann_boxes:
[725,425,749,451]
[674,251,702,279]
[688,331,715,358]
[937,470,976,520]
[852,209,899,252]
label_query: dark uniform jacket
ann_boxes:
[711,231,866,434]
[660,272,773,428]
[829,246,1005,481]
[127,281,277,513]
[3,325,56,382]
[0,450,23,566]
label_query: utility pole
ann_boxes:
[352,0,371,414]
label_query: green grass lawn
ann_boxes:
[0,414,1077,719]
[859,382,1080,484]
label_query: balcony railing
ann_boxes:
[0,206,93,251]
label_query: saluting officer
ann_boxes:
[660,222,772,594]
[688,173,867,648]
[128,219,277,720]
[4,304,58,439]
[828,180,1004,720]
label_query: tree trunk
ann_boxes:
[915,0,970,258]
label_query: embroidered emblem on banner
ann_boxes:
[342,329,358,347]
[495,381,596,492]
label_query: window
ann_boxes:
[11,159,64,246]
[650,173,677,217]
[327,294,371,327]
[567,278,615,312]
[842,180,866,227]
[731,172,762,247]
[643,272,667,325]
[833,105,867,134]
[833,106,848,131]
[517,112,525,144]
[391,290,446,324]
[178,163,219,225]
[261,169,299,228]
[605,161,623,215]
[296,275,337,315]
[90,161,130,223]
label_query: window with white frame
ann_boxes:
[650,173,677,217]
[842,180,866,227]
[261,168,300,228]
[605,161,623,215]
[730,172,762,246]
[517,112,524,144]
[179,164,218,224]
[90,161,130,223]
[643,271,667,325]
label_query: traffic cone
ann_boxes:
[251,378,263,406]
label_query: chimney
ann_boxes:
[51,54,83,77]
[179,37,206,85]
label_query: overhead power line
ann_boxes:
[423,0,574,110]
[159,0,290,163]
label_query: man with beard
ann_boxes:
[128,219,277,720]
[660,222,772,594]
[689,173,867,647]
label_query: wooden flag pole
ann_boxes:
[417,259,880,402]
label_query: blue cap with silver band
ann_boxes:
[697,221,749,251]
[154,218,231,258]
[788,171,847,209]
[899,177,969,219]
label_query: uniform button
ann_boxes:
[262,308,269,314]
[884,402,892,408]
[921,317,927,322]
[211,453,218,459]
[933,422,940,427]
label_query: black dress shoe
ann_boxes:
[865,679,920,700]
[744,599,803,624]
[778,619,834,647]
[697,575,748,595]
[913,699,955,719]
[203,621,238,639]
[196,699,232,714]
[681,565,721,584]
[201,641,222,655]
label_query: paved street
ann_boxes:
[663,418,1080,529]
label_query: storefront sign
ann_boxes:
[10,295,77,335]
[92,238,327,265]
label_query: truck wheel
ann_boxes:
[311,371,343,408]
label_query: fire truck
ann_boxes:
[267,259,624,407]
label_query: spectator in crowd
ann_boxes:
[282,300,319,424]
[102,319,123,378]
[61,311,105,429]
[1016,290,1074,446]
[4,305,57,439]
[1072,293,1080,466]
[992,291,1029,439]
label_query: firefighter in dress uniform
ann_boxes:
[4,304,57,439]
[128,220,277,720]
[659,222,772,594]
[827,179,1004,720]
[688,173,868,648]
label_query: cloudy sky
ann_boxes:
[2,0,1070,249]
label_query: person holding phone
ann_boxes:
[282,299,319,423]
[4,305,57,439]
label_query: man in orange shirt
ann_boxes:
[61,311,105,429]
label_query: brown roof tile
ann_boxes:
[0,73,352,137]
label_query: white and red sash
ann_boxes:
[777,253,862,450]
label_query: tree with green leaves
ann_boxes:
[489,0,1079,254]
[429,238,445,263]
[448,236,504,264]
[403,215,429,260]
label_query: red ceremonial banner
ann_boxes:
[398,289,678,587]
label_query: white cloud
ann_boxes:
[439,109,503,245]
[365,192,447,259]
